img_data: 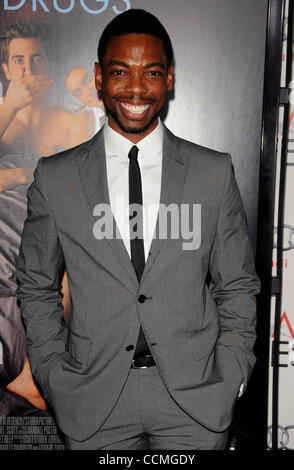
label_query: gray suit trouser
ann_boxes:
[64,366,228,450]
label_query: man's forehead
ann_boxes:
[8,37,46,58]
[105,33,167,64]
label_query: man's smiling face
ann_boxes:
[94,33,173,143]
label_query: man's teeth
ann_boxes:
[120,103,149,114]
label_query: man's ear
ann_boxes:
[2,63,11,81]
[166,64,174,91]
[94,62,103,91]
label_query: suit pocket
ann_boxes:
[188,322,220,361]
[68,330,92,366]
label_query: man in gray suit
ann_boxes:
[16,9,260,450]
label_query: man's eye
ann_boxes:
[111,69,126,76]
[146,71,162,77]
[14,58,23,64]
[32,57,44,64]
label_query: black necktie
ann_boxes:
[128,145,151,358]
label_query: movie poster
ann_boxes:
[0,0,267,450]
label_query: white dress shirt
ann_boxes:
[104,119,163,261]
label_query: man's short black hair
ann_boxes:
[98,9,173,68]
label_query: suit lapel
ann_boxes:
[75,128,139,288]
[141,124,189,282]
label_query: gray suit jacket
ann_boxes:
[16,124,260,441]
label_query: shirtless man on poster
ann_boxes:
[0,24,80,411]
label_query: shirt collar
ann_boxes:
[104,118,163,162]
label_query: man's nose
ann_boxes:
[24,60,40,76]
[125,73,148,95]
[23,60,34,76]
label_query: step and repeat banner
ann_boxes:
[0,0,267,450]
[268,2,294,450]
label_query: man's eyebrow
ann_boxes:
[11,53,45,60]
[143,62,165,69]
[106,60,129,68]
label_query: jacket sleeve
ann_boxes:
[16,157,68,392]
[209,154,260,389]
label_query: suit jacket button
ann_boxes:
[126,345,134,351]
[138,294,147,303]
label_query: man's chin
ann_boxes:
[106,108,158,135]
[121,124,155,134]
